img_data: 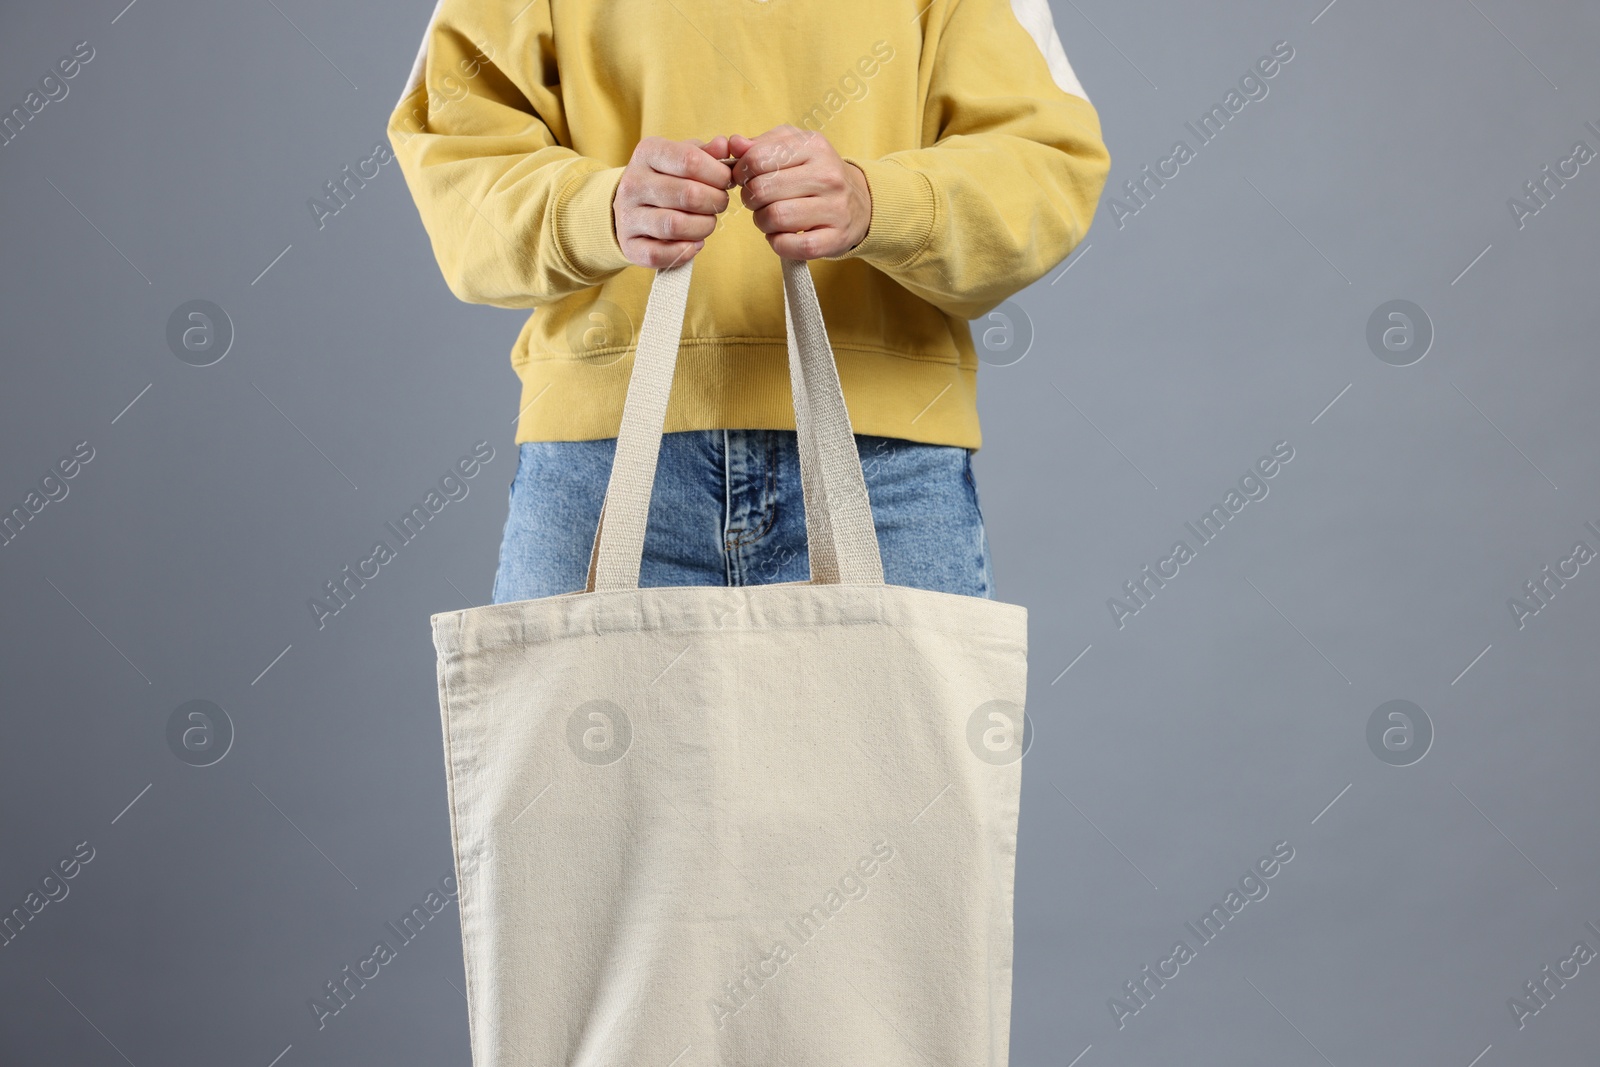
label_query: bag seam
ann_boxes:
[435,616,481,1057]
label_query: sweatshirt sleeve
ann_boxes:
[835,0,1110,321]
[386,0,631,309]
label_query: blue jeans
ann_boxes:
[491,431,994,603]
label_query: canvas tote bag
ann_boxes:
[431,255,1030,1067]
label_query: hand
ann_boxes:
[728,126,872,261]
[613,135,735,268]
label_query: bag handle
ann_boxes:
[584,256,884,593]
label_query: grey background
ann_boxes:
[2,0,1597,1064]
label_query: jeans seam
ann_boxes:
[724,433,779,549]
[719,429,737,587]
[490,450,523,604]
[964,449,994,600]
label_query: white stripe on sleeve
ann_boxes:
[1008,0,1089,102]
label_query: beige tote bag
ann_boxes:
[431,256,1029,1067]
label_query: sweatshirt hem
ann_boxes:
[511,340,981,451]
[519,335,970,367]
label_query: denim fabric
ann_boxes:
[491,431,994,603]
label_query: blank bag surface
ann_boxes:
[431,256,1029,1067]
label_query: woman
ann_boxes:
[387,0,1109,605]
[394,5,1109,1064]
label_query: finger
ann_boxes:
[750,196,831,236]
[638,171,729,215]
[730,127,786,153]
[636,206,720,243]
[740,163,836,212]
[699,135,731,161]
[685,135,732,163]
[731,129,821,187]
[642,138,734,190]
[763,227,837,262]
[629,237,705,269]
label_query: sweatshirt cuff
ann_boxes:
[835,156,935,267]
[554,164,631,281]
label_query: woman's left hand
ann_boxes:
[727,125,873,260]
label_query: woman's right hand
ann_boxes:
[613,136,734,268]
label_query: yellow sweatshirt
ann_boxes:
[387,0,1109,450]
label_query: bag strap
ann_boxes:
[585,256,884,593]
